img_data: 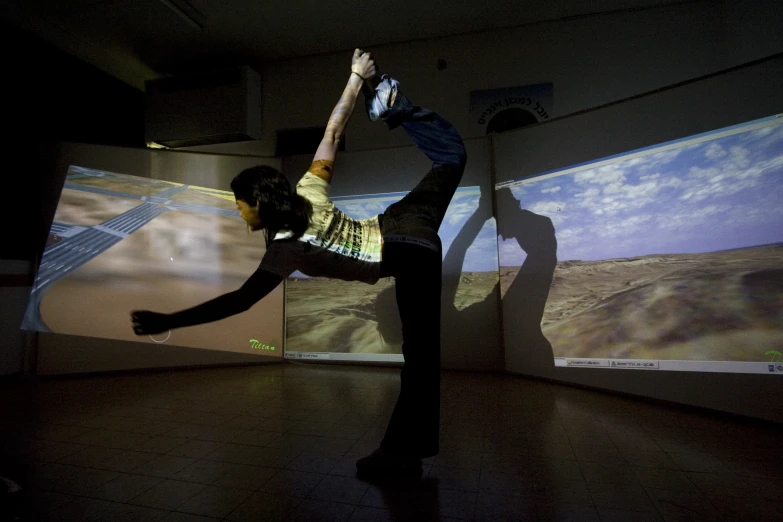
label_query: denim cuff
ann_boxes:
[383,92,420,130]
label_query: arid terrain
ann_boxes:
[67,176,173,197]
[169,189,238,210]
[286,271,499,354]
[53,188,144,226]
[40,192,284,355]
[500,245,783,361]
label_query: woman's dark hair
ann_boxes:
[231,165,313,246]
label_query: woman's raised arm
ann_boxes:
[311,49,376,183]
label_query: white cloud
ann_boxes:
[574,164,626,185]
[481,219,497,233]
[575,188,600,200]
[622,181,660,199]
[339,201,387,219]
[738,124,783,149]
[594,214,652,239]
[634,147,687,172]
[728,146,751,168]
[541,186,561,194]
[679,152,782,202]
[623,157,646,168]
[657,204,733,230]
[688,166,719,179]
[554,227,584,240]
[571,174,663,216]
[704,142,727,160]
[659,176,685,189]
[465,236,500,257]
[514,125,783,260]
[443,198,478,225]
[528,201,565,215]
[497,239,526,265]
[510,185,526,200]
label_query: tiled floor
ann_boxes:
[1,364,781,521]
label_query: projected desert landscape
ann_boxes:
[501,244,783,360]
[286,271,498,354]
[498,119,783,364]
[285,187,499,355]
[24,166,284,355]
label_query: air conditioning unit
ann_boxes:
[145,66,262,148]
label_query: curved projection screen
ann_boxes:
[496,115,783,374]
[23,166,284,356]
[285,186,499,363]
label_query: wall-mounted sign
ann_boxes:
[470,83,553,135]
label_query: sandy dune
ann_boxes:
[286,271,499,354]
[500,245,783,361]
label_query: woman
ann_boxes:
[132,49,467,477]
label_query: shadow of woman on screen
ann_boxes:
[374,187,502,369]
[495,187,558,371]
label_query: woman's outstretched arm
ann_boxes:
[310,49,376,183]
[131,267,283,335]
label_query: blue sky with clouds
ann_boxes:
[290,187,498,277]
[498,120,783,266]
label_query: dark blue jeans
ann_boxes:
[378,92,467,458]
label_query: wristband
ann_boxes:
[351,71,366,81]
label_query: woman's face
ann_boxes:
[236,199,263,231]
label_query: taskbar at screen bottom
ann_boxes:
[555,358,783,374]
[285,352,405,363]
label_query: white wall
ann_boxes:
[22,143,285,375]
[182,0,782,158]
[493,55,783,422]
[170,0,783,387]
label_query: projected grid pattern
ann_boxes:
[24,167,242,333]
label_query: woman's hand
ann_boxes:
[131,310,172,336]
[351,49,376,80]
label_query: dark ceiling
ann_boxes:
[0,0,687,89]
